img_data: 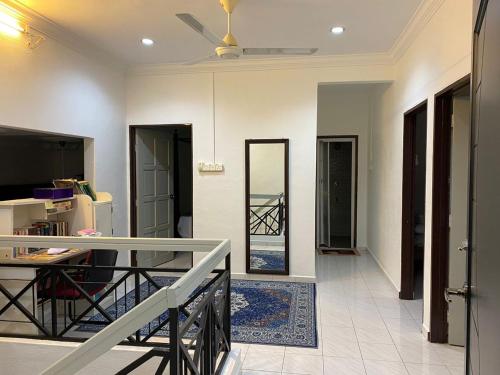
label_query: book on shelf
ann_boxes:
[46,200,73,213]
[13,220,69,256]
[53,179,97,201]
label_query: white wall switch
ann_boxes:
[198,162,225,173]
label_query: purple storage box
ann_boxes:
[33,188,73,200]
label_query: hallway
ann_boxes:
[240,250,464,375]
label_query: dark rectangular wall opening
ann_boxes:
[400,102,428,308]
[173,126,193,238]
[0,127,84,201]
[413,110,428,300]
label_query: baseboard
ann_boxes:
[220,349,242,375]
[231,272,317,283]
[365,247,400,292]
[422,322,430,339]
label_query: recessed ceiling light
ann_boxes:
[330,26,345,35]
[141,38,154,46]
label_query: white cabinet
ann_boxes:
[68,192,113,237]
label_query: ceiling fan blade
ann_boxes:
[182,54,218,66]
[176,13,225,47]
[242,48,318,56]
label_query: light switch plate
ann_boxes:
[198,162,224,172]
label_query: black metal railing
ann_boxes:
[250,195,285,235]
[0,253,231,374]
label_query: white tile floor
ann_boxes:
[238,250,465,375]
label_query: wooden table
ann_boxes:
[0,248,91,335]
[3,248,90,264]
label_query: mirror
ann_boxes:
[245,139,289,274]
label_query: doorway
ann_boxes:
[430,76,470,345]
[316,136,358,249]
[129,125,193,268]
[400,102,427,310]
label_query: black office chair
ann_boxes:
[49,249,118,298]
[39,249,118,324]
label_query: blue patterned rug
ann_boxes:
[250,250,285,271]
[78,277,317,347]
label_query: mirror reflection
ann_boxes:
[246,140,288,274]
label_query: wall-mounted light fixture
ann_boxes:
[0,3,24,37]
[0,2,44,49]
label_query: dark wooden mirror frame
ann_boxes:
[245,139,289,275]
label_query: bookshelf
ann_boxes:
[0,192,112,239]
[0,192,112,334]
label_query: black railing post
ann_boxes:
[225,254,231,352]
[279,200,283,234]
[50,269,58,337]
[203,303,213,375]
[134,270,141,342]
[169,307,180,375]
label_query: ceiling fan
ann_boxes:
[176,0,318,64]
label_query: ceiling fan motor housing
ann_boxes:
[219,0,239,14]
[216,46,242,59]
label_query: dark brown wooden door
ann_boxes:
[468,1,500,374]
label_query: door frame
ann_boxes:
[316,135,359,249]
[429,75,471,343]
[400,101,427,300]
[129,124,193,266]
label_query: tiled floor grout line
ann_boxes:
[397,292,431,374]
[317,285,325,375]
[280,339,290,374]
[349,271,369,375]
[359,267,409,373]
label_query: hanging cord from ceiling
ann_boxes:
[212,71,216,163]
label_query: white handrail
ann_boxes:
[0,236,230,375]
[249,193,283,200]
[0,235,224,252]
[166,239,230,307]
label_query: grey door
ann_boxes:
[135,128,175,266]
[468,1,500,373]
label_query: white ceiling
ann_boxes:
[17,0,423,65]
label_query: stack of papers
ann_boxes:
[47,248,69,255]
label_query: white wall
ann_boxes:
[367,0,472,332]
[317,84,377,247]
[0,35,127,240]
[127,65,393,279]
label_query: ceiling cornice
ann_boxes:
[388,0,446,62]
[3,0,125,71]
[127,53,394,76]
